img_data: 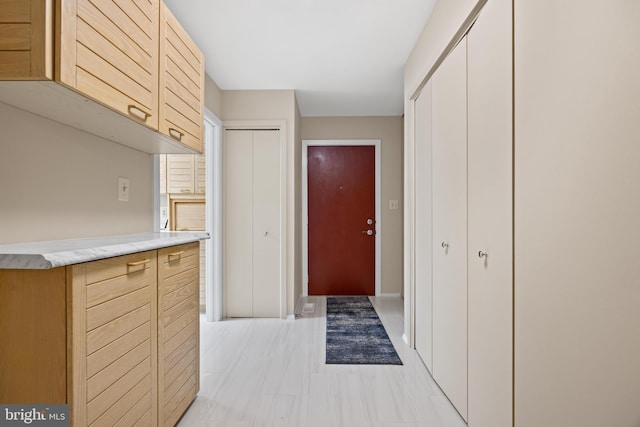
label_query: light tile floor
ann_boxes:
[178,296,466,427]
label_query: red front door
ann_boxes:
[307,145,375,295]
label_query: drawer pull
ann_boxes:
[127,259,151,267]
[169,128,184,141]
[128,105,151,121]
[168,251,185,261]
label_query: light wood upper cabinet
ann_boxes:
[0,0,53,79]
[159,2,205,153]
[0,0,205,154]
[58,0,161,129]
[165,154,206,195]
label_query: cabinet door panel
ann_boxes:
[72,0,159,129]
[431,37,468,421]
[160,3,204,152]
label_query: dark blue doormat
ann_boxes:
[326,296,403,365]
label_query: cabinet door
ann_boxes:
[0,0,52,79]
[158,243,200,427]
[65,0,160,129]
[414,81,434,373]
[431,37,468,422]
[167,154,195,194]
[467,1,513,426]
[68,251,158,427]
[159,3,204,153]
[194,154,206,194]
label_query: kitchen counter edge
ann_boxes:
[0,232,210,269]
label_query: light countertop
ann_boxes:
[0,231,210,269]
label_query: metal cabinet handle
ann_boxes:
[168,251,184,257]
[127,105,151,122]
[478,251,488,259]
[169,128,184,141]
[127,258,151,267]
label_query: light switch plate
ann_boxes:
[389,199,399,210]
[118,177,130,202]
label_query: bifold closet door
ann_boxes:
[224,130,280,318]
[414,81,434,373]
[431,37,468,421]
[467,0,513,425]
[251,130,280,318]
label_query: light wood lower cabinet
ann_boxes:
[0,243,200,427]
[68,250,159,426]
[158,242,200,427]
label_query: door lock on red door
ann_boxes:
[361,230,374,236]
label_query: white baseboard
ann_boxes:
[378,293,401,298]
[287,314,296,321]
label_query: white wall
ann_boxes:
[0,102,153,244]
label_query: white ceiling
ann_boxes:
[163,0,437,117]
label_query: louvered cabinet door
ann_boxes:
[159,3,204,153]
[68,251,158,427]
[157,242,200,427]
[60,0,160,129]
[0,0,52,79]
[166,154,195,194]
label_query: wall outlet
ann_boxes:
[389,199,399,210]
[118,177,130,202]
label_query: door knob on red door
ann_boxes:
[361,230,374,236]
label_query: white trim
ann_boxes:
[204,108,222,322]
[222,120,288,320]
[379,293,402,298]
[302,139,382,297]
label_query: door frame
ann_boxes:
[302,139,382,297]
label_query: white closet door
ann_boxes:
[467,0,513,425]
[414,82,434,373]
[224,130,254,317]
[432,37,468,421]
[251,130,280,318]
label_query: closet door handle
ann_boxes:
[478,251,488,259]
[441,242,449,249]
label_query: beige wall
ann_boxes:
[223,90,301,316]
[0,102,153,244]
[204,73,223,119]
[301,116,404,295]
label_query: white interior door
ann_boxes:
[432,37,468,421]
[467,0,513,425]
[414,82,434,373]
[224,130,254,317]
[224,129,280,318]
[251,130,280,317]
